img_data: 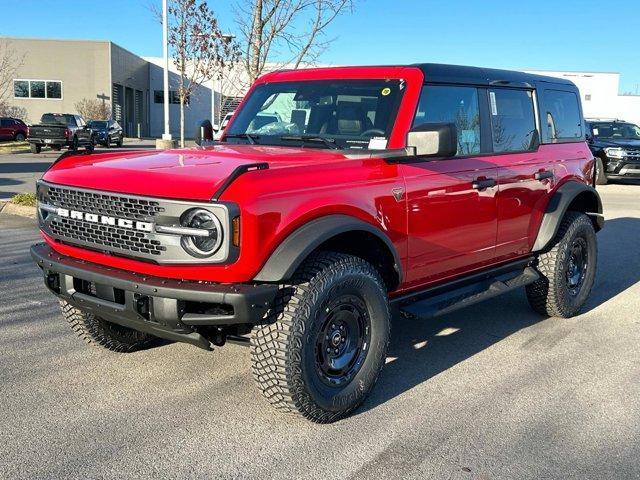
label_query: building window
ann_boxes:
[14,80,29,98]
[585,94,591,101]
[154,90,188,105]
[47,82,62,99]
[13,80,63,99]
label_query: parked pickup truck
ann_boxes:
[28,113,94,153]
[31,64,603,423]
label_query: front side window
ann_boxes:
[590,122,640,140]
[542,90,582,142]
[489,88,537,153]
[226,79,404,150]
[413,85,481,156]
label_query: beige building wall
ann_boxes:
[1,37,111,124]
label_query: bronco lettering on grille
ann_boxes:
[56,208,153,232]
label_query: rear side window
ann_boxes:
[413,85,481,156]
[541,90,582,142]
[488,89,537,153]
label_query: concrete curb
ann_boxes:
[0,202,37,219]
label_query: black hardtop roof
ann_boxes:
[412,63,575,88]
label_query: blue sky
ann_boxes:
[2,0,639,93]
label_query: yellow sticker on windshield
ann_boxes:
[381,87,391,96]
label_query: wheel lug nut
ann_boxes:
[341,338,345,343]
[331,324,336,329]
[334,348,339,354]
[327,347,331,353]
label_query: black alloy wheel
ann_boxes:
[315,294,371,387]
[566,237,588,296]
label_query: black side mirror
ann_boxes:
[406,122,458,158]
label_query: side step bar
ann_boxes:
[393,261,539,320]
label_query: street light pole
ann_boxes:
[162,0,172,141]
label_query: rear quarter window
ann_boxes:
[541,90,583,143]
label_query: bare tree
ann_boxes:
[0,39,27,121]
[236,0,353,84]
[162,0,240,147]
[74,98,111,121]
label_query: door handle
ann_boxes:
[534,170,554,181]
[472,178,497,190]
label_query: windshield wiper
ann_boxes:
[224,133,259,145]
[279,135,340,150]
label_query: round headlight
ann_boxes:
[180,208,223,257]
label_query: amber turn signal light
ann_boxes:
[232,216,240,247]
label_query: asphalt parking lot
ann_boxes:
[1,183,639,479]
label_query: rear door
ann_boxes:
[487,87,553,260]
[402,84,499,289]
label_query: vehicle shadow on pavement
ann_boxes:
[0,161,52,174]
[360,216,640,414]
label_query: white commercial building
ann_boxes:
[526,70,640,125]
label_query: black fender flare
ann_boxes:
[532,181,604,252]
[253,214,402,283]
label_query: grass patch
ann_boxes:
[10,192,37,207]
[0,141,30,153]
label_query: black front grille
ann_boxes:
[49,217,166,256]
[47,186,165,221]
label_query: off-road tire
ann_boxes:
[595,157,608,185]
[86,142,94,153]
[526,212,597,318]
[60,300,158,353]
[15,133,25,141]
[116,138,123,148]
[250,252,391,423]
[30,143,41,154]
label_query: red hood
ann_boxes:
[42,145,349,201]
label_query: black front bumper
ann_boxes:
[31,243,278,350]
[606,161,640,178]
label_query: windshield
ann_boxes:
[41,114,76,126]
[591,122,640,140]
[89,121,108,129]
[225,79,405,149]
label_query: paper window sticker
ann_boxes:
[368,137,388,150]
[489,91,498,116]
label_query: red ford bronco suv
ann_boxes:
[32,64,603,423]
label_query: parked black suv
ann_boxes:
[88,119,123,148]
[585,119,640,184]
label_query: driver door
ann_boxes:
[402,84,499,289]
